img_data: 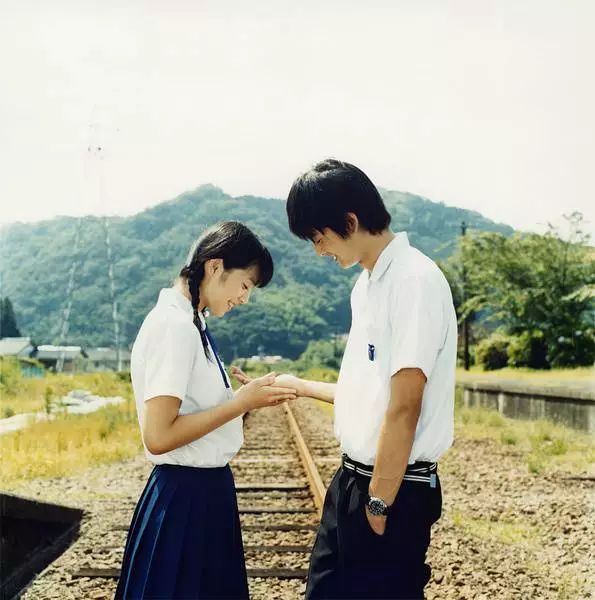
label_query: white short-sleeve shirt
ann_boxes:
[130,287,243,467]
[334,232,457,465]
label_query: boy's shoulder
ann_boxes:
[388,245,449,297]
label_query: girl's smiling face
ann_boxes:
[201,260,259,317]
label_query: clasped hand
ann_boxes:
[231,367,300,411]
[232,367,306,395]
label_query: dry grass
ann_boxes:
[1,358,131,417]
[1,363,142,489]
[0,398,142,490]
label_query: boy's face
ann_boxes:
[311,228,361,269]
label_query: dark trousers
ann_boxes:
[306,464,442,600]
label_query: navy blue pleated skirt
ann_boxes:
[114,463,248,600]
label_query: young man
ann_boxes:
[284,159,457,599]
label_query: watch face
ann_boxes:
[367,497,387,516]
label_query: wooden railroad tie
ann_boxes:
[73,567,309,580]
[92,544,313,554]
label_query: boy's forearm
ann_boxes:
[369,407,418,504]
[300,379,336,404]
[369,370,424,505]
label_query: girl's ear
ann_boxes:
[204,258,224,278]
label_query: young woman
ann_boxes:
[115,221,298,600]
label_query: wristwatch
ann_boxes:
[366,495,390,516]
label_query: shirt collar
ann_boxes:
[157,287,206,326]
[368,232,410,282]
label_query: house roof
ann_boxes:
[35,345,87,360]
[0,337,34,356]
[86,347,131,361]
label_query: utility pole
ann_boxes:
[461,221,470,370]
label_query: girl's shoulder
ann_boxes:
[138,305,198,349]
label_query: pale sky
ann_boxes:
[1,0,594,237]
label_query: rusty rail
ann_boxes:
[70,403,328,584]
[284,403,326,516]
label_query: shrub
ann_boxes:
[297,339,346,371]
[500,430,518,445]
[0,357,23,396]
[507,331,549,369]
[475,333,511,370]
[547,328,595,368]
[2,406,15,418]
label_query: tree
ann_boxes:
[452,213,595,368]
[0,184,513,354]
[0,297,21,337]
[296,337,347,371]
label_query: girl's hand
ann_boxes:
[230,366,252,385]
[235,373,297,411]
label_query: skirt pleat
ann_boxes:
[115,464,248,600]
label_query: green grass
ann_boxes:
[455,398,594,475]
[451,510,541,545]
[456,366,594,383]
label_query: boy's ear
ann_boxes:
[345,212,359,235]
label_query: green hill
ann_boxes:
[0,185,513,360]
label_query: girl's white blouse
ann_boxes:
[130,287,243,467]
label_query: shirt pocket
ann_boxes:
[367,321,389,370]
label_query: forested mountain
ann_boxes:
[0,185,513,360]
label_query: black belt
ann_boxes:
[342,454,438,488]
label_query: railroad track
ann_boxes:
[52,400,340,599]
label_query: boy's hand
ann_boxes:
[365,508,387,536]
[274,374,307,397]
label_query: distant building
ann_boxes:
[85,347,131,372]
[249,355,284,364]
[34,345,87,373]
[0,336,44,377]
[1,338,130,373]
[0,337,36,358]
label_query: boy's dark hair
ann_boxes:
[286,159,391,240]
